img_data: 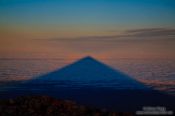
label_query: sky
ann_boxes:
[0,0,175,59]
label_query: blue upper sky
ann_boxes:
[1,0,175,30]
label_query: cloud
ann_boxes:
[125,28,175,38]
[35,28,175,42]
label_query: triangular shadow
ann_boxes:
[30,56,151,90]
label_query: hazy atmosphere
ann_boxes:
[0,0,175,59]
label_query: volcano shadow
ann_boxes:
[29,56,151,90]
[0,56,175,112]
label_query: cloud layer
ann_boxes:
[45,28,175,41]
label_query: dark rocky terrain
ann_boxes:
[0,96,133,116]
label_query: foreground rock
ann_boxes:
[0,96,133,116]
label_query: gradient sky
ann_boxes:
[0,0,175,59]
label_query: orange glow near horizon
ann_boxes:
[1,36,175,60]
